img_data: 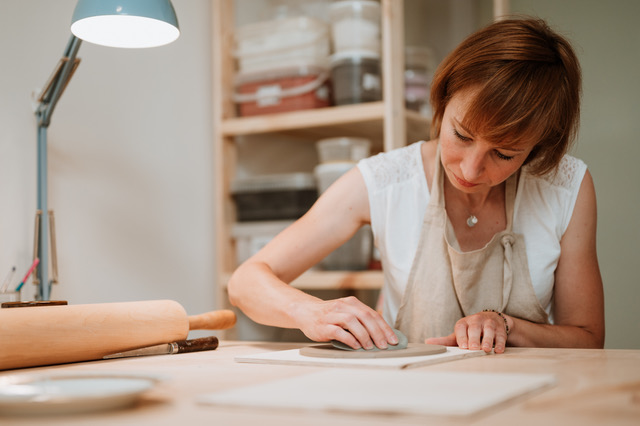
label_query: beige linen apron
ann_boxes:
[395,145,549,342]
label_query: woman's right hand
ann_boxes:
[293,295,399,350]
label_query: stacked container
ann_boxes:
[404,46,435,116]
[314,137,373,270]
[329,1,382,105]
[230,172,317,264]
[233,16,331,116]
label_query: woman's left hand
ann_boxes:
[425,311,510,354]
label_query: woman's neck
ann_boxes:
[444,178,504,213]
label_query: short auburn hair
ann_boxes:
[430,17,582,176]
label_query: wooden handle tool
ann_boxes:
[0,300,236,370]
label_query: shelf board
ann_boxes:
[222,270,383,291]
[221,102,430,144]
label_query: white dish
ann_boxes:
[0,372,161,416]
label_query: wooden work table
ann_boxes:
[0,341,638,425]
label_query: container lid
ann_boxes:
[329,0,381,16]
[330,49,380,63]
[314,162,357,173]
[316,137,371,148]
[231,173,316,193]
[405,45,436,71]
[235,64,328,86]
[235,16,328,57]
[236,16,326,40]
[231,220,295,237]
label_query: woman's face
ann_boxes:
[439,90,536,195]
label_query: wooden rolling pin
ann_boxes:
[0,300,236,370]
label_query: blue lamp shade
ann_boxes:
[70,0,180,48]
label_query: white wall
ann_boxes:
[2,0,638,349]
[508,0,640,351]
[0,0,215,323]
[406,0,640,349]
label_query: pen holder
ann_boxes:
[0,291,20,305]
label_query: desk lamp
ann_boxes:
[33,0,179,300]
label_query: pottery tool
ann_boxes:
[0,300,236,370]
[0,266,16,293]
[104,336,219,359]
[14,258,39,292]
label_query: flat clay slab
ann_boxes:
[300,343,446,359]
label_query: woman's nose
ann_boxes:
[460,150,485,181]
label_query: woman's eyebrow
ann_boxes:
[452,117,474,135]
[453,117,528,152]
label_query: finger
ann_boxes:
[358,311,397,349]
[466,321,483,350]
[334,314,375,350]
[332,327,362,350]
[425,333,457,346]
[454,321,469,349]
[493,331,507,354]
[481,323,496,353]
[338,297,396,349]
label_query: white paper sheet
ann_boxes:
[235,346,485,369]
[198,369,555,416]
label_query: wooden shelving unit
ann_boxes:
[211,0,427,314]
[211,0,508,318]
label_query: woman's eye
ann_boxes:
[453,128,472,142]
[495,151,514,161]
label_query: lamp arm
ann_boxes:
[36,35,82,127]
[33,34,82,300]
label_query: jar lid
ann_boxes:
[330,49,380,63]
[329,0,381,16]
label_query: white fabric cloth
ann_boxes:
[357,141,587,326]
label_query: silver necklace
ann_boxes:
[466,214,478,227]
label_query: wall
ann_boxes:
[507,0,640,350]
[0,0,216,328]
[405,0,640,349]
[2,0,638,349]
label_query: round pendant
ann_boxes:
[466,215,478,227]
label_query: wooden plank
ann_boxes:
[212,0,238,324]
[221,270,384,291]
[221,102,386,136]
[381,0,406,151]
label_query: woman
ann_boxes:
[227,17,605,354]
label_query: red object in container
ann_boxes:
[234,65,330,117]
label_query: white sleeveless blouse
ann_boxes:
[357,141,587,325]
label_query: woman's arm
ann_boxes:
[227,167,398,350]
[506,169,605,348]
[427,170,605,352]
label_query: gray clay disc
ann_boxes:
[300,343,447,359]
[331,328,409,351]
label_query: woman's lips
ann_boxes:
[454,174,479,188]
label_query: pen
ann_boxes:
[15,258,40,292]
[0,266,16,293]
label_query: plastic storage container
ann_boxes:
[314,162,355,194]
[330,50,381,105]
[316,137,371,163]
[231,173,317,221]
[234,65,330,116]
[404,46,435,114]
[232,220,294,264]
[329,0,381,53]
[322,225,373,270]
[313,162,373,270]
[234,16,330,74]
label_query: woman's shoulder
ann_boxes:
[524,154,587,192]
[358,141,428,191]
